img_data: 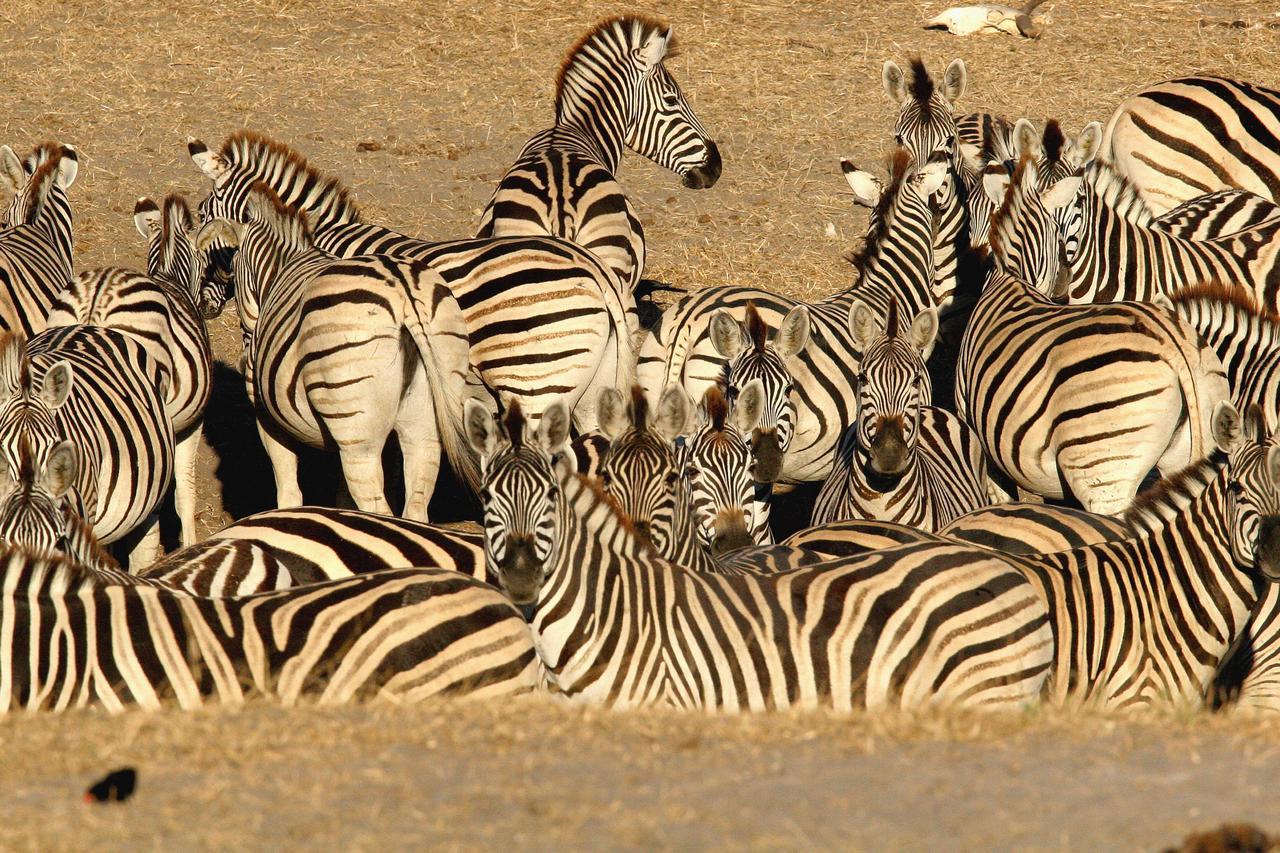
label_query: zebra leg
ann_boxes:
[126,513,163,570]
[395,367,440,522]
[173,423,202,547]
[257,416,304,508]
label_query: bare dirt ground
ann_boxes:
[4,0,1280,848]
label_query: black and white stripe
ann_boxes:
[478,15,719,297]
[0,142,77,337]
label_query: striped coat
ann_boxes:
[0,143,77,337]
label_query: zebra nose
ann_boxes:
[497,535,543,605]
[711,508,753,555]
[1258,517,1280,581]
[632,519,653,544]
[751,429,784,484]
[682,140,722,189]
[869,419,909,476]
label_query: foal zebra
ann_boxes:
[0,142,77,337]
[197,183,474,517]
[0,328,173,566]
[812,298,997,530]
[962,155,1230,514]
[466,395,1053,711]
[1104,76,1280,215]
[44,196,212,547]
[0,544,540,714]
[188,131,636,433]
[479,15,719,297]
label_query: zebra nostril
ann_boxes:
[682,140,722,189]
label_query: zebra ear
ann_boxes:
[1245,403,1270,445]
[195,219,242,252]
[134,197,161,239]
[1151,293,1175,313]
[881,60,907,105]
[0,146,23,193]
[464,398,498,459]
[1073,121,1103,168]
[941,59,966,105]
[916,160,949,198]
[654,384,692,443]
[1212,400,1243,453]
[1012,118,1041,161]
[638,27,670,71]
[908,307,939,355]
[1041,177,1082,212]
[55,145,79,189]
[775,305,810,359]
[188,137,231,186]
[732,378,766,433]
[40,361,73,411]
[982,169,1011,207]
[596,387,629,439]
[43,440,78,500]
[848,299,881,350]
[841,160,883,208]
[710,310,746,359]
[0,334,24,394]
[538,398,572,455]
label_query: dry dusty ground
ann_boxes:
[4,0,1280,848]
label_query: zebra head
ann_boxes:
[882,59,965,173]
[135,194,222,319]
[0,334,72,476]
[466,397,573,606]
[0,436,78,554]
[709,301,809,485]
[1009,118,1103,187]
[985,154,1073,298]
[0,142,77,233]
[679,383,766,555]
[557,16,720,188]
[1215,403,1280,580]
[595,384,690,557]
[848,298,937,478]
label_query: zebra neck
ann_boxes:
[520,126,619,174]
[553,86,629,174]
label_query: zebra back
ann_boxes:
[0,142,77,337]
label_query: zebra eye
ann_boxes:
[1230,481,1245,496]
[942,135,955,149]
[894,133,904,146]
[547,485,559,500]
[663,94,680,107]
[479,488,492,503]
[664,471,679,486]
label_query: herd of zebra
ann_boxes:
[5,14,1280,716]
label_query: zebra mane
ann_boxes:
[907,58,937,120]
[1123,453,1224,533]
[745,301,767,352]
[1081,158,1156,227]
[567,471,658,558]
[23,141,69,173]
[987,153,1038,266]
[1168,281,1280,322]
[0,332,30,395]
[884,296,902,338]
[245,182,315,252]
[629,384,649,431]
[849,148,915,277]
[216,131,363,225]
[60,503,129,576]
[1042,120,1065,171]
[703,385,729,433]
[503,398,526,452]
[162,193,195,236]
[555,16,677,119]
[14,146,65,226]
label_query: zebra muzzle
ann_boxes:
[751,429,784,484]
[497,536,543,605]
[683,140,722,189]
[868,420,909,476]
[711,508,753,555]
[1257,516,1280,581]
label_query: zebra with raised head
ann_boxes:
[961,155,1230,515]
[196,183,474,518]
[478,15,719,299]
[1103,76,1280,215]
[465,395,1053,711]
[0,142,78,337]
[0,544,541,714]
[43,196,212,547]
[812,297,999,529]
[187,131,635,433]
[0,328,173,566]
[639,148,947,484]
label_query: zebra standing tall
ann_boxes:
[812,298,998,529]
[196,183,474,517]
[465,395,1054,711]
[960,156,1230,514]
[478,15,720,302]
[1103,76,1280,215]
[0,142,77,337]
[43,196,212,547]
[0,328,173,566]
[188,131,635,433]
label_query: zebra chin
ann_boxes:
[682,141,722,189]
[496,538,545,606]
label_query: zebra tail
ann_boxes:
[1161,308,1231,463]
[402,266,482,492]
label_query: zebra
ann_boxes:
[812,297,999,529]
[1001,155,1280,309]
[187,131,636,434]
[43,197,212,548]
[0,142,78,337]
[0,544,541,714]
[464,393,1054,711]
[961,155,1230,515]
[142,506,486,596]
[1103,76,1280,215]
[478,15,719,299]
[196,183,475,518]
[639,148,947,484]
[0,328,174,566]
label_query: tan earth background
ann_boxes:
[3,0,1280,848]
